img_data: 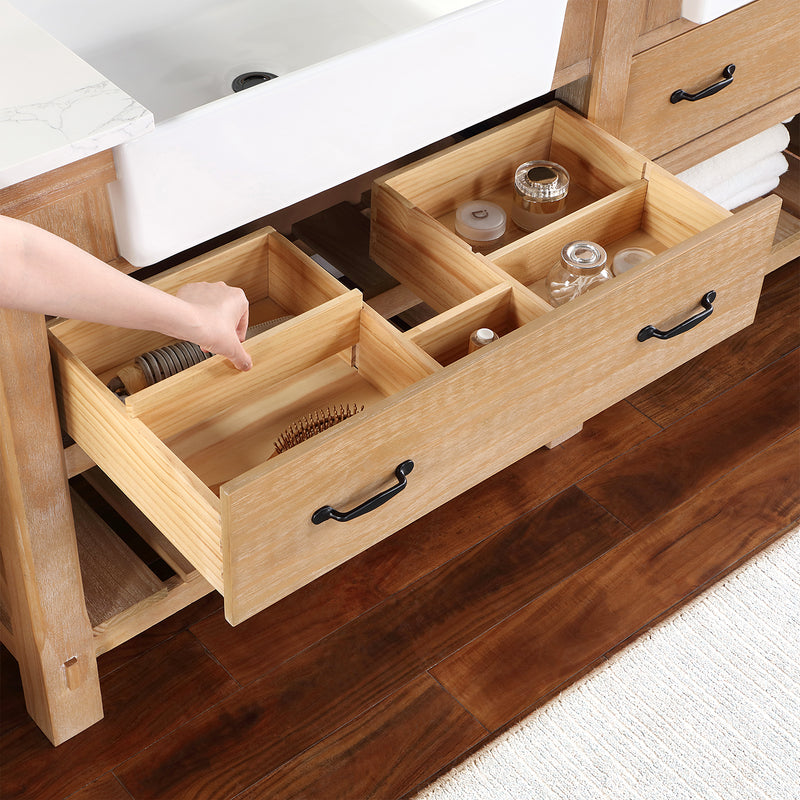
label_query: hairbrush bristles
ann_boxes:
[273,404,364,454]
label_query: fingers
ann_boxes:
[225,338,253,372]
[176,281,253,371]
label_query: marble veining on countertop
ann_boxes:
[0,1,154,188]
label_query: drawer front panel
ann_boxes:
[220,197,778,624]
[620,0,799,158]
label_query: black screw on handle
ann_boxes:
[671,64,735,104]
[311,460,414,524]
[637,291,716,342]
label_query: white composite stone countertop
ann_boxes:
[0,1,153,188]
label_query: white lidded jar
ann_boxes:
[612,246,654,276]
[455,200,507,252]
[545,240,611,306]
[468,327,499,353]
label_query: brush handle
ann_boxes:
[311,460,414,524]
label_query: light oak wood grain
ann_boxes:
[70,489,163,628]
[620,0,800,157]
[655,88,800,173]
[49,334,224,592]
[0,152,120,263]
[371,104,647,312]
[218,199,777,623]
[0,309,103,745]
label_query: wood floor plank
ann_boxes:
[114,488,628,800]
[191,400,656,685]
[234,674,487,800]
[95,592,222,678]
[0,646,29,738]
[628,260,800,427]
[188,550,388,687]
[431,428,800,732]
[64,772,132,800]
[0,632,238,800]
[579,350,800,531]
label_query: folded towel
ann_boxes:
[698,151,788,207]
[719,175,782,210]
[677,123,791,193]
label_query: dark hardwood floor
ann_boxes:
[1,258,798,800]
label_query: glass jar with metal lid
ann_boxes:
[545,240,612,306]
[511,160,569,231]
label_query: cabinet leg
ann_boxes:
[0,309,103,745]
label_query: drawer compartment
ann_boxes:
[406,283,544,366]
[370,102,648,307]
[620,0,799,158]
[372,103,779,328]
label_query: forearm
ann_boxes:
[1,215,252,370]
[0,215,199,340]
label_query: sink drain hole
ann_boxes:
[232,71,278,92]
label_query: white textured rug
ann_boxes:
[416,525,800,800]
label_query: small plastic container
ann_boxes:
[468,327,499,353]
[511,160,570,232]
[546,240,612,306]
[455,200,507,251]
[612,246,655,276]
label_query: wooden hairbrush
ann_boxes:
[273,404,364,455]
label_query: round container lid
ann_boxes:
[474,328,496,345]
[514,160,570,202]
[612,246,655,275]
[561,240,607,270]
[455,200,507,242]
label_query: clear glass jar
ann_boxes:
[511,160,569,232]
[546,240,611,306]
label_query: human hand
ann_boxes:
[175,281,252,371]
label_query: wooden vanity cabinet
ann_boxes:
[48,104,781,626]
[4,0,796,747]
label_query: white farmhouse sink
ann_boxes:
[12,0,568,265]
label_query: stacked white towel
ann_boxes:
[677,121,791,210]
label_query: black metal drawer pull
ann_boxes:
[671,64,735,104]
[637,291,716,342]
[311,460,414,524]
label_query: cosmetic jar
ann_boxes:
[612,246,655,276]
[455,200,507,250]
[546,240,611,306]
[511,160,569,231]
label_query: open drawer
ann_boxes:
[371,103,780,360]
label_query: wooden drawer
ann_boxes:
[51,105,779,627]
[370,102,780,449]
[619,0,799,158]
